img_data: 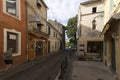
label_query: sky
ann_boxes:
[44,0,88,26]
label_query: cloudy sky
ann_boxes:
[44,0,87,26]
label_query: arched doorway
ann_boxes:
[35,41,43,56]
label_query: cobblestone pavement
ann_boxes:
[71,61,116,80]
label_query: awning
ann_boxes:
[100,24,110,36]
[100,2,120,36]
[100,13,120,37]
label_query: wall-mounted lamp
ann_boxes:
[112,32,120,39]
[92,19,96,29]
[92,13,104,30]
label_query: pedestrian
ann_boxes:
[3,48,13,71]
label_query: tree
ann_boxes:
[66,15,77,48]
[66,42,71,47]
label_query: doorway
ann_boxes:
[35,41,43,56]
[111,38,116,72]
[48,41,50,53]
[87,41,103,53]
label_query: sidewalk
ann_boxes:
[71,61,116,80]
[0,52,60,79]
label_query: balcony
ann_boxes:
[29,30,49,39]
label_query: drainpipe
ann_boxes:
[26,0,29,61]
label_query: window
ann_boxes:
[55,42,56,49]
[92,7,97,13]
[79,44,84,47]
[56,33,57,38]
[48,41,50,53]
[7,32,18,53]
[4,28,21,56]
[4,0,20,18]
[48,26,50,35]
[37,23,42,31]
[37,0,41,8]
[54,32,55,37]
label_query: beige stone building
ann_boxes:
[27,0,49,60]
[47,20,65,53]
[101,0,120,79]
[77,0,104,55]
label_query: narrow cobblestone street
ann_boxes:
[0,0,120,80]
[0,51,117,80]
[0,51,68,80]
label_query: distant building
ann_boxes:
[27,0,49,60]
[101,0,120,79]
[77,0,104,55]
[0,0,27,69]
[47,20,65,53]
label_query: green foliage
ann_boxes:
[66,42,71,47]
[66,15,77,47]
[65,42,74,48]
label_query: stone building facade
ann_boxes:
[101,0,120,79]
[47,20,65,53]
[27,0,49,60]
[77,0,104,55]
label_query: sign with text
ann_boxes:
[9,34,17,40]
[29,14,40,23]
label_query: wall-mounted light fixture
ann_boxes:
[92,13,104,30]
[112,32,120,39]
[92,19,96,29]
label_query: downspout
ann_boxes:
[80,5,82,37]
[26,0,29,61]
